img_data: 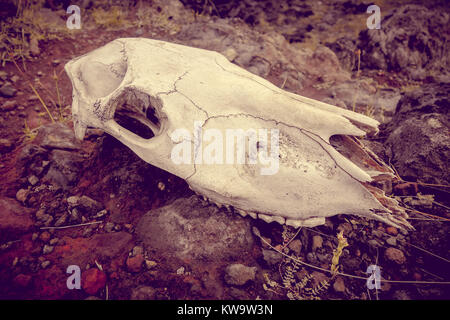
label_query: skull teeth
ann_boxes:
[258,213,285,225]
[196,195,313,227]
[237,209,247,217]
[247,211,258,219]
[285,219,303,228]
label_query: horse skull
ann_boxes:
[65,38,411,230]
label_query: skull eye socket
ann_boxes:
[112,88,163,140]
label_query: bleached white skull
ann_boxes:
[65,38,411,230]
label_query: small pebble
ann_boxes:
[385,247,406,265]
[312,235,323,251]
[42,245,54,255]
[39,231,51,242]
[16,189,29,203]
[176,266,185,275]
[145,260,157,269]
[28,175,39,186]
[104,222,115,233]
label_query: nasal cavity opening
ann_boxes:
[113,89,162,140]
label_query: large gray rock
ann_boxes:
[136,196,254,263]
[384,83,449,184]
[359,5,450,82]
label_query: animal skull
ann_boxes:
[65,38,411,230]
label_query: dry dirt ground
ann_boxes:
[0,0,448,300]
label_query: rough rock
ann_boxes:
[15,144,49,178]
[385,247,406,265]
[385,226,399,236]
[359,5,450,81]
[384,83,449,184]
[261,249,283,267]
[130,286,157,300]
[224,264,257,286]
[67,196,103,216]
[35,122,81,150]
[29,37,40,56]
[0,197,34,242]
[333,276,346,293]
[15,188,28,203]
[288,239,302,255]
[0,84,17,97]
[42,245,54,255]
[177,19,350,91]
[312,235,323,251]
[82,268,107,295]
[126,254,144,273]
[42,150,84,190]
[0,100,17,111]
[136,196,254,263]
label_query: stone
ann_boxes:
[262,249,283,267]
[392,289,411,300]
[67,195,103,216]
[43,150,83,190]
[145,260,157,269]
[386,237,397,246]
[333,276,346,293]
[136,196,254,263]
[104,222,115,233]
[337,222,353,236]
[39,231,51,242]
[0,84,17,97]
[1,100,17,111]
[176,266,185,275]
[0,197,34,242]
[0,138,13,153]
[384,83,450,185]
[29,37,40,56]
[312,235,323,251]
[28,175,39,186]
[126,254,144,273]
[311,271,329,287]
[368,239,383,249]
[385,226,399,236]
[42,245,54,254]
[224,264,257,286]
[132,246,144,257]
[359,5,450,81]
[35,122,80,150]
[385,247,406,265]
[82,268,107,295]
[54,213,68,227]
[288,239,302,255]
[130,286,157,300]
[15,189,29,203]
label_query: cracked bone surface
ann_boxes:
[65,38,411,230]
